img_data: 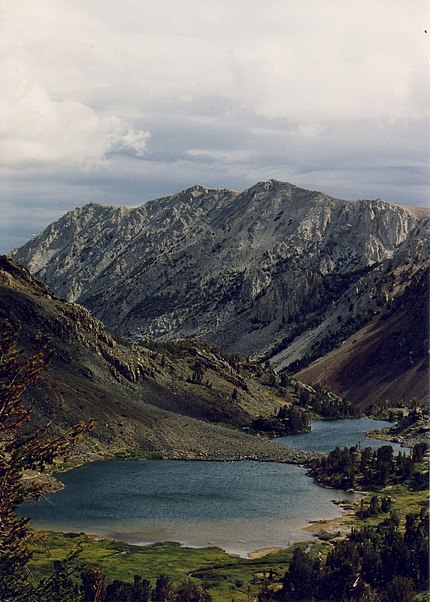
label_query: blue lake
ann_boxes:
[21,418,400,556]
[278,417,402,453]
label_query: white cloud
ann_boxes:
[0,0,150,167]
[3,0,427,130]
[297,123,326,139]
[0,77,150,166]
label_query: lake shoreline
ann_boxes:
[28,488,364,560]
[24,459,361,558]
[23,417,396,558]
[33,416,395,488]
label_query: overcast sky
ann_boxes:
[1,0,429,252]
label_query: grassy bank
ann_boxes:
[28,532,327,602]
[27,466,428,601]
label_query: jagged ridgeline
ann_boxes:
[11,180,430,407]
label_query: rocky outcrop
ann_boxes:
[11,180,430,405]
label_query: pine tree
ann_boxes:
[152,574,174,602]
[81,565,105,602]
[191,361,204,384]
[175,580,210,602]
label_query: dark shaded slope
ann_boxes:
[296,264,429,407]
[0,256,311,463]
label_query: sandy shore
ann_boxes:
[248,547,287,559]
[302,499,362,538]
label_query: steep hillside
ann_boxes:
[297,264,429,407]
[11,180,429,404]
[0,256,315,463]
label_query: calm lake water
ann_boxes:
[278,417,402,453]
[21,418,400,556]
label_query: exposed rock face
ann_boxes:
[12,181,430,404]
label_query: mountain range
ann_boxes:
[11,180,429,407]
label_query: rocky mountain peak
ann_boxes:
[11,181,429,406]
[183,184,209,196]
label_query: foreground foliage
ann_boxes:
[0,321,92,601]
[263,441,429,601]
[28,535,326,602]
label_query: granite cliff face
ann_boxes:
[12,180,430,404]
